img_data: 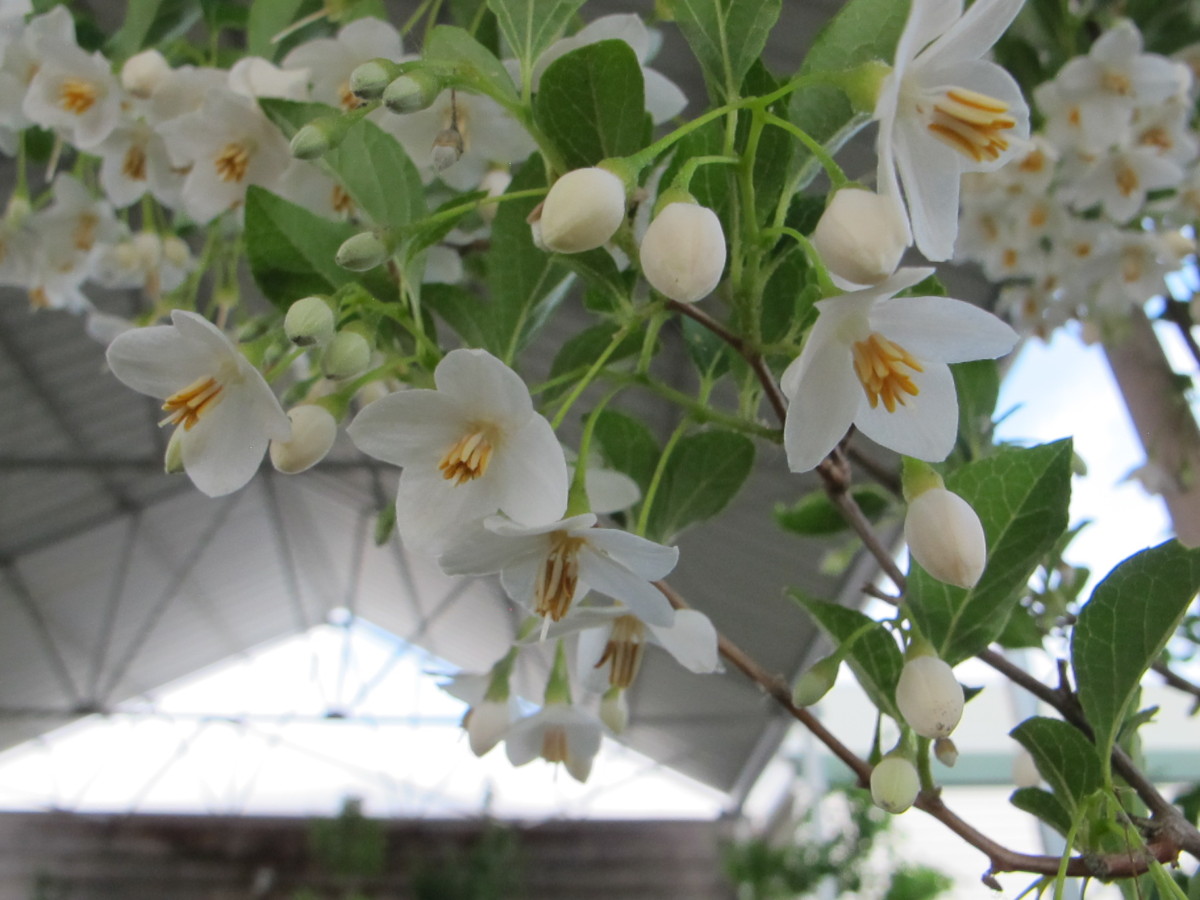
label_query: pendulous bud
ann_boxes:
[383,70,443,114]
[285,296,335,346]
[639,201,727,303]
[792,654,839,706]
[321,331,372,380]
[905,487,987,589]
[811,187,909,286]
[934,736,959,768]
[465,699,511,757]
[536,167,627,254]
[270,405,337,474]
[121,49,170,99]
[870,755,920,814]
[895,654,964,739]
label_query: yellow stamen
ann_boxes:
[213,142,250,183]
[851,332,923,414]
[58,78,98,115]
[338,81,363,111]
[594,615,647,689]
[541,725,569,764]
[1115,163,1139,198]
[1019,148,1047,173]
[438,429,494,485]
[927,87,1016,163]
[331,184,355,216]
[122,143,148,181]
[1139,126,1171,152]
[160,375,224,431]
[73,212,98,252]
[534,532,584,622]
[1102,70,1132,96]
[28,287,49,309]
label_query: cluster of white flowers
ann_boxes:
[956,19,1198,337]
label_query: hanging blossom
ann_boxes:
[781,267,1018,472]
[874,0,1030,261]
[439,513,679,628]
[347,348,569,552]
[106,310,291,497]
[504,702,604,784]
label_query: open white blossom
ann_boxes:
[505,703,604,783]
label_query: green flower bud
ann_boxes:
[336,231,389,271]
[383,70,443,114]
[870,754,920,814]
[270,405,338,474]
[284,296,335,346]
[322,331,372,380]
[792,654,839,706]
[349,57,405,101]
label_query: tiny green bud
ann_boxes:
[164,427,185,474]
[336,231,389,271]
[349,57,405,100]
[383,70,443,114]
[792,654,839,706]
[870,754,920,814]
[285,296,335,346]
[321,331,372,380]
[290,123,330,159]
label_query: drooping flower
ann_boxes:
[21,28,121,149]
[347,348,569,552]
[106,310,291,496]
[438,513,678,627]
[571,605,719,691]
[504,702,604,783]
[874,0,1031,261]
[781,267,1018,472]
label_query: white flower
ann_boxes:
[570,605,719,692]
[895,654,964,738]
[95,118,184,209]
[639,201,726,303]
[537,167,626,253]
[105,310,291,496]
[1062,146,1182,223]
[282,17,404,111]
[874,0,1030,261]
[347,348,569,552]
[439,671,518,757]
[439,513,678,627]
[21,34,122,149]
[227,57,310,101]
[781,267,1018,472]
[905,486,986,588]
[505,703,603,783]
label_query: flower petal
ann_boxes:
[854,360,958,462]
[106,323,216,397]
[581,529,679,580]
[894,111,962,261]
[434,348,534,426]
[782,334,861,473]
[179,394,269,496]
[489,415,569,527]
[575,624,611,693]
[577,546,675,626]
[648,609,720,674]
[921,0,1023,68]
[870,296,1018,363]
[347,389,463,468]
[394,469,498,552]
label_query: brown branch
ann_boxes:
[1152,659,1200,703]
[657,581,1185,881]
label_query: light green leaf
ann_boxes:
[1010,717,1103,818]
[1071,540,1200,770]
[1010,787,1073,838]
[774,486,892,537]
[107,0,202,60]
[906,439,1073,666]
[669,0,781,101]
[424,282,492,348]
[647,430,755,542]
[243,186,394,309]
[952,359,1001,456]
[533,39,648,170]
[247,0,323,61]
[591,409,660,497]
[424,24,520,105]
[793,594,903,719]
[486,0,585,77]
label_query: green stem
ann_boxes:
[636,418,688,538]
[670,155,740,195]
[405,187,547,239]
[550,321,637,430]
[762,112,849,189]
[567,386,623,517]
[612,373,780,441]
[916,736,935,793]
[760,226,837,296]
[265,346,306,383]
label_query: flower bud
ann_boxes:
[600,687,629,734]
[349,57,405,101]
[290,123,332,160]
[322,331,372,380]
[792,655,839,706]
[465,699,511,757]
[336,231,389,271]
[639,201,726,303]
[121,49,170,99]
[285,296,335,347]
[270,405,337,474]
[934,736,959,768]
[431,126,464,172]
[162,235,190,268]
[895,654,964,739]
[383,70,443,114]
[537,167,626,254]
[870,755,920,814]
[811,188,909,286]
[905,487,987,589]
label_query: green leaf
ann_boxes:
[775,485,892,537]
[424,24,519,105]
[247,0,324,61]
[906,439,1073,666]
[107,0,202,60]
[669,0,781,102]
[647,430,755,542]
[533,40,648,170]
[1010,717,1103,817]
[544,323,641,402]
[424,282,491,348]
[681,316,732,378]
[558,247,629,310]
[1010,787,1073,838]
[1071,540,1200,769]
[740,59,797,225]
[591,409,660,497]
[793,594,904,720]
[486,0,585,77]
[952,359,1001,458]
[244,186,393,309]
[761,243,817,345]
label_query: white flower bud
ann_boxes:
[905,487,987,589]
[162,236,190,268]
[270,405,337,474]
[538,167,626,254]
[1012,748,1041,788]
[792,655,839,706]
[431,127,464,172]
[465,699,511,757]
[639,202,726,303]
[121,49,170,99]
[322,331,372,380]
[895,655,964,739]
[934,736,958,767]
[285,296,335,346]
[600,688,629,734]
[870,755,920,813]
[811,188,909,286]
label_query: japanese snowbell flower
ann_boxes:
[438,513,678,627]
[106,310,291,497]
[22,34,122,150]
[282,17,405,110]
[347,348,569,552]
[505,703,603,783]
[875,0,1030,261]
[781,267,1018,472]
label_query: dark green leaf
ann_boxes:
[558,247,629,310]
[424,282,491,347]
[906,439,1073,666]
[681,316,731,378]
[1072,540,1200,768]
[107,0,202,60]
[544,323,641,402]
[1010,717,1103,817]
[592,409,660,497]
[741,59,796,225]
[486,0,585,76]
[1010,787,1073,838]
[669,0,781,102]
[794,594,904,719]
[660,118,732,240]
[534,40,648,169]
[994,602,1045,650]
[647,430,755,542]
[775,485,892,537]
[761,245,817,345]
